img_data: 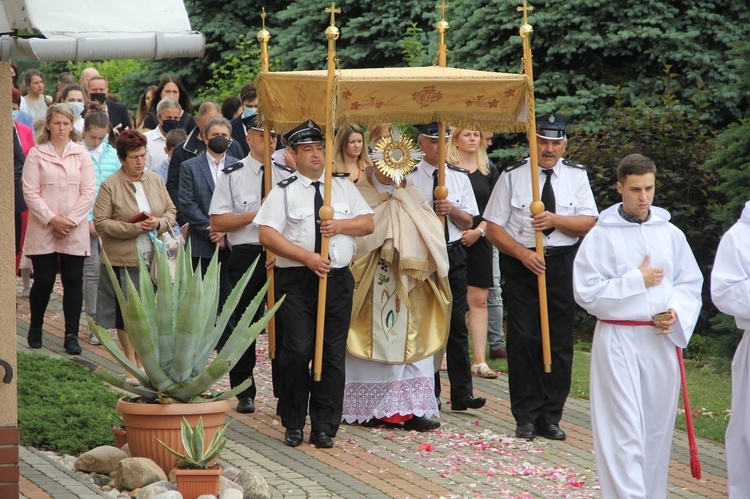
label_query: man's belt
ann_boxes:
[598,319,655,327]
[526,244,577,257]
[232,244,264,251]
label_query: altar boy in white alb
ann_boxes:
[573,154,703,498]
[710,200,750,499]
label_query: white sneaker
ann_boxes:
[88,333,101,345]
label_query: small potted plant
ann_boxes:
[76,243,283,473]
[111,413,127,449]
[158,417,227,499]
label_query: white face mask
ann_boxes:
[243,106,257,118]
[68,102,85,117]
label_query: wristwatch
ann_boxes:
[477,227,486,238]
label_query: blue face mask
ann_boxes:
[243,106,257,118]
[11,110,19,121]
[68,102,85,117]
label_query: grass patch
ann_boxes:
[18,352,121,455]
[486,345,730,443]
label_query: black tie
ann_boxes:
[432,170,449,243]
[541,169,556,236]
[260,167,266,199]
[312,181,323,254]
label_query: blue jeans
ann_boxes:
[487,247,505,350]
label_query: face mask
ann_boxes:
[207,136,231,154]
[243,106,257,118]
[69,102,85,117]
[90,93,106,103]
[11,110,19,121]
[160,119,179,133]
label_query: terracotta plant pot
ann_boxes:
[116,397,230,474]
[112,427,127,449]
[173,467,223,499]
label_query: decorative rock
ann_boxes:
[76,446,128,474]
[222,465,241,481]
[122,443,132,458]
[235,469,270,499]
[197,495,218,499]
[136,479,178,499]
[218,476,243,495]
[116,493,131,498]
[113,457,167,491]
[91,472,111,486]
[151,492,182,499]
[219,489,244,499]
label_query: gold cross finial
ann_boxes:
[261,7,266,30]
[517,1,534,24]
[325,2,341,27]
[436,0,450,21]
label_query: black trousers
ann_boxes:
[275,266,354,436]
[222,245,267,401]
[434,244,474,403]
[29,253,85,336]
[502,252,575,426]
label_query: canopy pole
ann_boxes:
[313,2,341,382]
[518,1,551,373]
[257,9,277,360]
[435,1,450,228]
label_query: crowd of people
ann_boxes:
[10,66,749,497]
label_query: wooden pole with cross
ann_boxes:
[257,8,278,359]
[518,0,552,372]
[313,2,341,382]
[434,0,450,228]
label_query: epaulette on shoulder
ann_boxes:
[222,161,244,175]
[504,159,527,172]
[277,175,298,188]
[273,161,294,173]
[447,163,470,174]
[333,172,350,178]
[562,159,586,170]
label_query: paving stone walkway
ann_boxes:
[14,281,729,498]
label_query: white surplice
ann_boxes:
[573,203,703,498]
[711,200,750,499]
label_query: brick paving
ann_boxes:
[15,279,729,497]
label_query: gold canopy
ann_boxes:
[256,66,529,133]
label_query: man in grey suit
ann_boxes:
[178,116,239,319]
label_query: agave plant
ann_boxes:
[80,242,283,403]
[157,417,227,469]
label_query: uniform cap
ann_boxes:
[283,119,324,145]
[417,122,452,139]
[536,112,568,140]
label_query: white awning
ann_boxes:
[0,0,204,61]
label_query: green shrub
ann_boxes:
[18,353,121,455]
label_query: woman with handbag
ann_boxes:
[93,130,176,383]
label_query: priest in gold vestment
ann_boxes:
[343,164,450,431]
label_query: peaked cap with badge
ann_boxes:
[243,114,275,133]
[283,119,324,146]
[536,112,568,140]
[417,122,452,139]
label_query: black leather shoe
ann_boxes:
[27,328,43,349]
[360,418,383,428]
[236,398,256,414]
[284,429,303,447]
[64,334,82,355]
[309,430,334,449]
[451,395,487,411]
[403,416,441,432]
[489,346,507,359]
[515,423,536,440]
[536,424,566,440]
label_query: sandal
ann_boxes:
[472,362,498,379]
[439,354,448,372]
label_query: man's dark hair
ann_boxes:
[616,154,657,183]
[165,128,188,151]
[240,83,257,103]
